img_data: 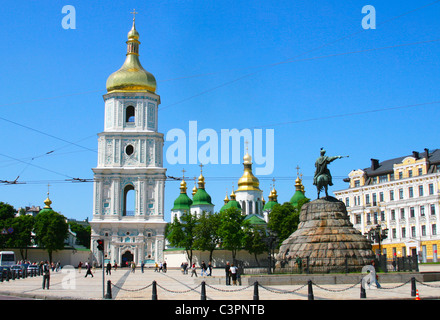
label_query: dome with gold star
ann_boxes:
[106,17,157,93]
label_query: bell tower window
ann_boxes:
[123,185,135,216]
[126,106,135,123]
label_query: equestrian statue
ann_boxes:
[313,148,348,199]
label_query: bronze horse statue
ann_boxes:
[313,148,348,199]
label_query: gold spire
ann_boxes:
[230,185,237,200]
[192,177,198,196]
[179,169,187,194]
[44,183,52,209]
[224,191,230,204]
[295,166,304,192]
[197,163,206,189]
[236,142,261,192]
[106,11,157,93]
[270,178,278,202]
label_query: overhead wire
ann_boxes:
[0,1,439,186]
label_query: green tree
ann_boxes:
[267,202,301,245]
[218,207,247,263]
[68,221,91,249]
[242,223,267,267]
[34,210,69,263]
[193,211,221,262]
[9,215,35,260]
[0,202,17,249]
[166,212,198,265]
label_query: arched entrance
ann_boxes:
[121,251,134,267]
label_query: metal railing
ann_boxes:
[241,255,419,275]
[107,276,439,300]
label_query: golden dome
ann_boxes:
[44,196,52,209]
[236,152,261,192]
[106,20,157,93]
[179,179,187,193]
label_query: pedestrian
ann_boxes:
[208,262,212,276]
[191,263,198,277]
[114,262,118,271]
[371,260,381,288]
[85,262,94,278]
[230,263,238,285]
[225,262,231,285]
[42,261,50,289]
[78,261,82,273]
[141,261,145,273]
[163,261,167,273]
[106,262,112,275]
[154,262,159,272]
[131,262,136,273]
[201,261,207,277]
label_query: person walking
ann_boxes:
[191,263,198,277]
[42,261,50,289]
[141,261,145,273]
[85,262,94,278]
[106,262,112,275]
[208,262,212,276]
[78,261,82,273]
[225,262,231,285]
[201,261,207,277]
[230,264,238,285]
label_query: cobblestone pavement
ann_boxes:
[0,265,439,301]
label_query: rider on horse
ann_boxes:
[313,148,347,198]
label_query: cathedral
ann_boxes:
[171,148,307,225]
[90,16,167,267]
[90,16,307,266]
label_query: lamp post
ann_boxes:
[263,228,278,274]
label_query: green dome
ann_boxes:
[244,214,266,225]
[220,199,241,212]
[263,200,279,211]
[171,193,193,211]
[290,190,306,207]
[192,188,213,206]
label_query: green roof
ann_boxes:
[244,214,266,225]
[290,190,306,207]
[192,188,213,206]
[263,200,279,211]
[220,199,241,212]
[171,193,193,211]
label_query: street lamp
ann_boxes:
[262,228,278,274]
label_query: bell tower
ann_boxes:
[90,13,167,267]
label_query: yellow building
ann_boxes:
[334,148,440,262]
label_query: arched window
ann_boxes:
[126,106,135,123]
[123,185,135,216]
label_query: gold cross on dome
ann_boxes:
[296,165,300,176]
[131,9,138,21]
[181,168,186,180]
[199,163,204,174]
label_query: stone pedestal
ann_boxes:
[275,197,374,272]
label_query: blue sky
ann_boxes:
[0,0,439,222]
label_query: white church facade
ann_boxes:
[90,17,167,267]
